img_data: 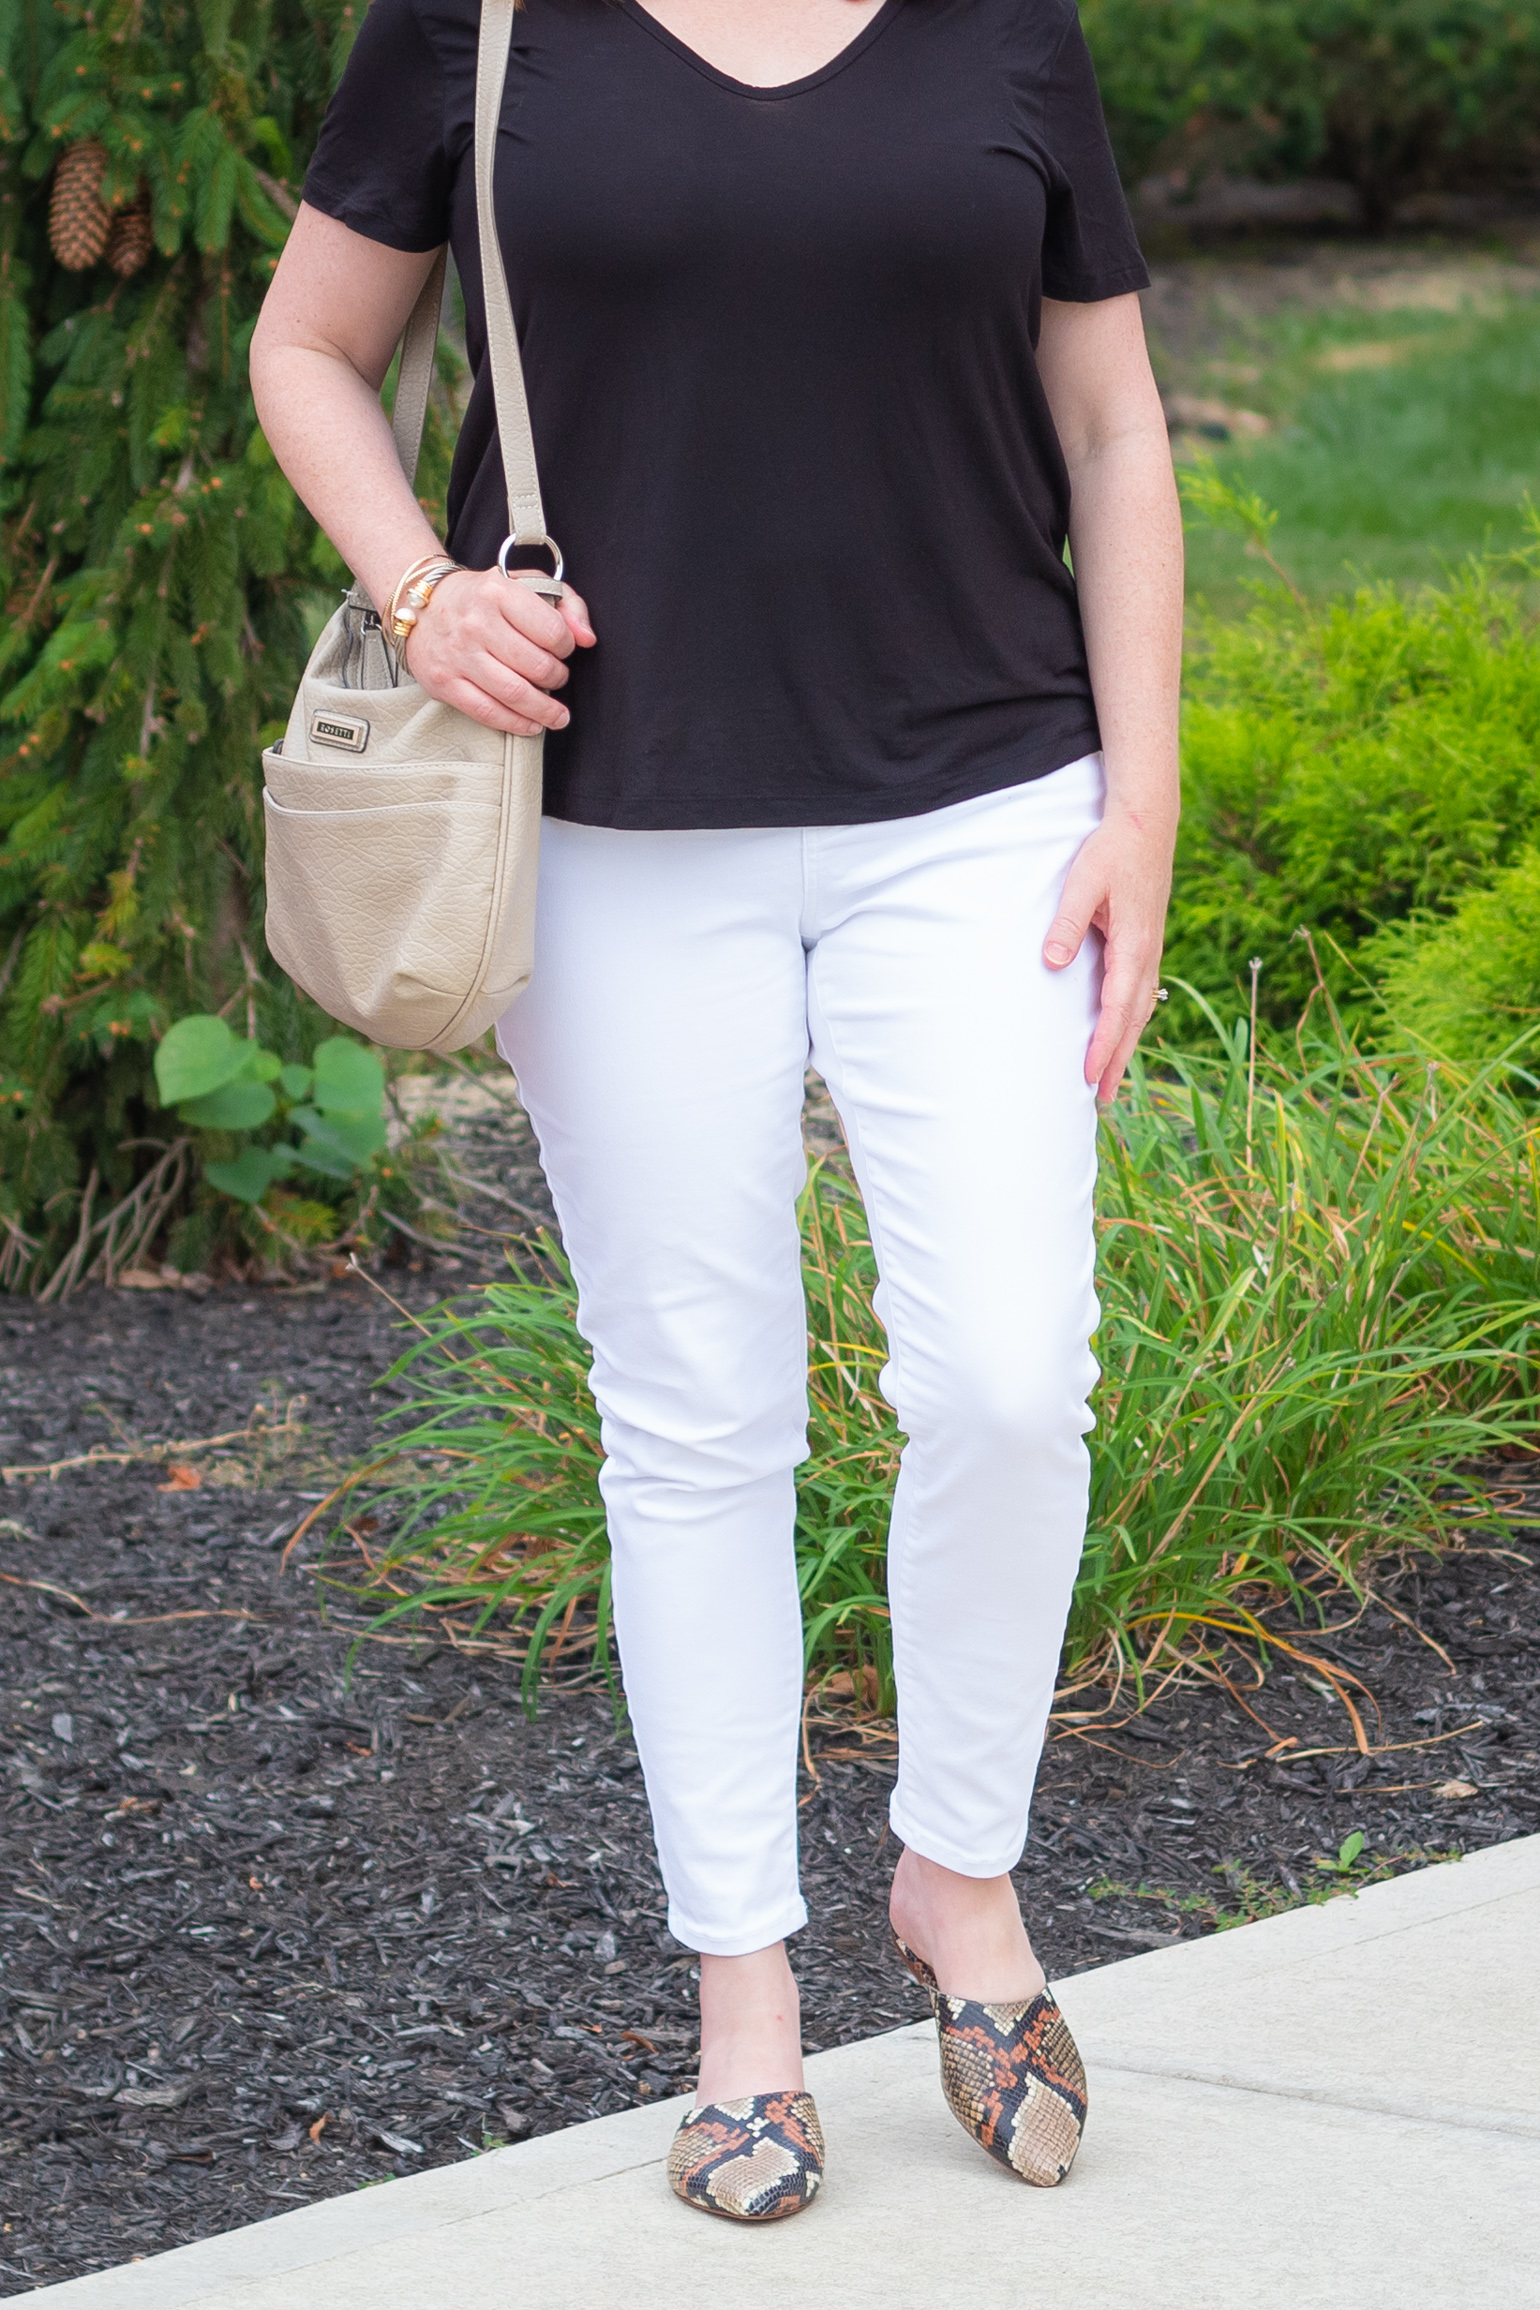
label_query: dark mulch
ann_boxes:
[2,1103,1538,2291]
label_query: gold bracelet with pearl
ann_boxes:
[383,552,448,631]
[385,554,463,651]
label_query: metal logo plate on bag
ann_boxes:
[309,711,370,754]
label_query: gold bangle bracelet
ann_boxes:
[383,552,447,632]
[386,556,458,637]
[386,556,462,649]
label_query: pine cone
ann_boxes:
[49,141,112,272]
[107,195,154,279]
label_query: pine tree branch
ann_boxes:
[0,923,24,1005]
[252,169,299,223]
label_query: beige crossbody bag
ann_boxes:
[262,0,556,1057]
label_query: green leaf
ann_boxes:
[154,1014,245,1105]
[294,1135,359,1182]
[203,1145,293,1204]
[312,1036,385,1118]
[248,1047,283,1082]
[1338,1831,1365,1869]
[278,1063,313,1100]
[179,1078,277,1130]
[290,1104,386,1169]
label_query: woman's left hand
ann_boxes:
[1042,809,1175,1107]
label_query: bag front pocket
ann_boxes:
[262,775,507,1050]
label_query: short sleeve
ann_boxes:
[302,0,451,253]
[1037,13,1149,303]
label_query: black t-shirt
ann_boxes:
[304,0,1148,829]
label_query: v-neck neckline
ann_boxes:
[617,0,904,99]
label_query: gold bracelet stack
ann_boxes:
[384,552,463,652]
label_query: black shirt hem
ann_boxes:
[542,725,1105,832]
[301,177,443,253]
[1042,259,1152,302]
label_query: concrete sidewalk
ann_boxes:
[36,1836,1540,2310]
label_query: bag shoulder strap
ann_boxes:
[387,0,547,551]
[388,246,447,489]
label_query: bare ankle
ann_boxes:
[889,1846,1044,2003]
[694,1941,806,2104]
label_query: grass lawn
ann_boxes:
[1147,247,1540,611]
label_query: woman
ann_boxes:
[252,0,1181,2223]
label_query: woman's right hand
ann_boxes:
[402,565,597,736]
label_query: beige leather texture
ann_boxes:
[473,0,545,547]
[262,0,550,1057]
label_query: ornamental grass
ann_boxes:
[315,993,1540,1726]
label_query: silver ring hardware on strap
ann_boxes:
[498,534,564,586]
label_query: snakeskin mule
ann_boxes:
[893,1931,1087,2186]
[667,2090,825,2222]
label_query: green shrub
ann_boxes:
[1166,525,1540,1035]
[0,0,458,1293]
[155,1015,388,1196]
[1083,0,1540,230]
[1372,849,1540,1066]
[150,1013,406,1267]
[24,1010,446,1293]
[318,1018,1540,1714]
[1083,0,1323,189]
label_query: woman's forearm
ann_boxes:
[1064,418,1183,840]
[252,339,443,615]
[1034,292,1183,1097]
[251,207,594,735]
[249,206,445,614]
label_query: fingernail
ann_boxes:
[1044,944,1070,967]
[554,709,570,727]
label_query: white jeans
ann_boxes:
[497,755,1104,1956]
